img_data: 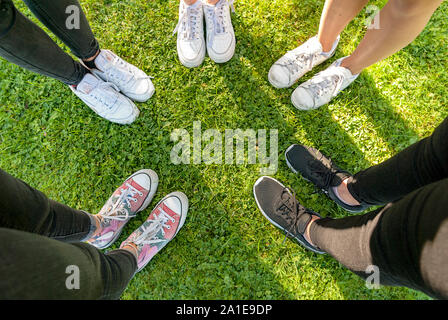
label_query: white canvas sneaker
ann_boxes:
[70,73,140,125]
[268,35,339,89]
[203,0,235,63]
[291,57,359,111]
[89,50,155,102]
[174,0,206,68]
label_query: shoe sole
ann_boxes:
[178,42,206,68]
[122,81,156,103]
[253,176,324,254]
[207,35,236,64]
[268,69,290,89]
[95,169,159,250]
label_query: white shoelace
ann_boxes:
[302,71,345,100]
[205,0,234,47]
[88,81,121,110]
[98,183,143,221]
[281,51,320,75]
[101,55,150,90]
[133,208,175,245]
[173,3,202,40]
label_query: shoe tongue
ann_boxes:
[77,73,99,94]
[94,50,115,72]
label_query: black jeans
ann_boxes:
[310,117,448,300]
[0,169,137,299]
[0,0,99,85]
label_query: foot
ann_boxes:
[174,0,206,68]
[203,0,236,63]
[88,50,155,102]
[70,73,140,124]
[291,57,358,110]
[269,35,339,89]
[86,169,159,249]
[285,144,369,213]
[253,176,325,254]
[120,192,188,272]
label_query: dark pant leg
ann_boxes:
[0,228,136,299]
[0,168,95,242]
[310,178,448,300]
[23,0,100,59]
[347,117,448,206]
[0,0,87,84]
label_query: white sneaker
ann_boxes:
[291,57,359,111]
[269,35,339,89]
[174,0,206,68]
[203,0,235,63]
[70,73,140,125]
[89,50,155,102]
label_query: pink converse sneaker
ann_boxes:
[86,169,159,249]
[120,192,188,272]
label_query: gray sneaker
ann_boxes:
[253,176,325,254]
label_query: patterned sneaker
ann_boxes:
[253,176,325,254]
[203,0,236,63]
[120,192,188,272]
[89,50,155,102]
[268,35,339,89]
[70,73,140,125]
[174,0,206,68]
[285,144,370,213]
[291,57,358,110]
[86,169,159,249]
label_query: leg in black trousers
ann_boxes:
[310,178,448,300]
[347,117,448,206]
[0,0,98,84]
[0,169,137,299]
[309,117,448,299]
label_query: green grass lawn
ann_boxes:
[0,0,447,300]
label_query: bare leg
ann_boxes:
[318,0,370,52]
[184,0,198,4]
[342,0,443,74]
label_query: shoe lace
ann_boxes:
[205,0,234,47]
[302,69,345,100]
[173,3,202,40]
[134,208,175,245]
[275,187,306,244]
[98,183,142,221]
[102,55,150,89]
[308,157,337,193]
[280,51,320,75]
[89,81,121,110]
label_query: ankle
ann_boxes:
[317,35,337,53]
[340,56,362,75]
[122,243,139,260]
[83,49,100,63]
[305,215,320,247]
[91,215,102,237]
[336,179,360,206]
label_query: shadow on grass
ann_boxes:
[209,6,427,299]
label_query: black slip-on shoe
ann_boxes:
[253,176,325,254]
[285,144,370,213]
